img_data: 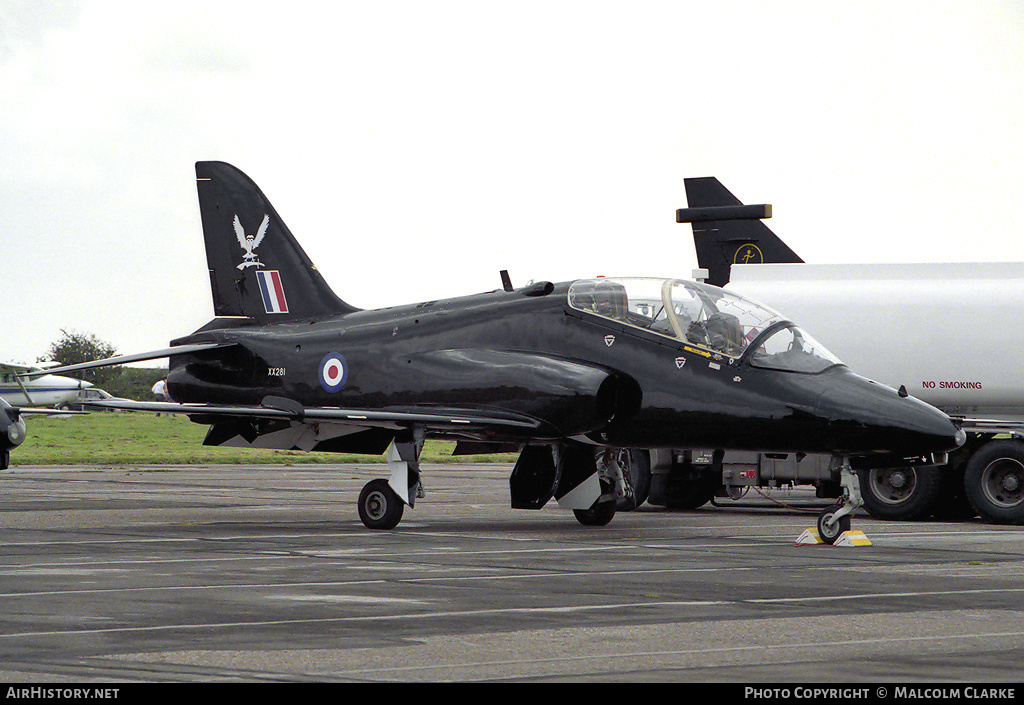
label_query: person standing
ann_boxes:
[152,377,169,416]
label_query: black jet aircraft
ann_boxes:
[35,162,964,531]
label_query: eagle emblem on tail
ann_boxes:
[235,214,269,270]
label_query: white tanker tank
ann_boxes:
[726,261,1024,524]
[730,262,1024,423]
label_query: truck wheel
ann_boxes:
[965,440,1024,524]
[857,467,941,520]
[930,458,976,520]
[664,474,716,509]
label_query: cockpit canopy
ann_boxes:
[567,277,843,374]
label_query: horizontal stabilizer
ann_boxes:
[20,342,236,379]
[676,204,772,223]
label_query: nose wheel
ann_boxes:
[817,504,852,544]
[816,456,862,545]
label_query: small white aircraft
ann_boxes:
[0,362,91,469]
[0,362,91,408]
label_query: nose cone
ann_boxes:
[52,374,91,390]
[810,368,963,456]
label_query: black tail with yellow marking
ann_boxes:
[679,177,803,287]
[196,161,358,322]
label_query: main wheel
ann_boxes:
[817,505,851,545]
[574,500,616,526]
[857,467,941,520]
[358,479,405,530]
[965,441,1024,524]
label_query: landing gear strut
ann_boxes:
[817,456,861,545]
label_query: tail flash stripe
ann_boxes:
[270,271,289,313]
[257,270,289,314]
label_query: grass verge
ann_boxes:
[11,412,517,466]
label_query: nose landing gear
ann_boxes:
[816,456,862,545]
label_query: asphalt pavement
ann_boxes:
[1,463,1023,684]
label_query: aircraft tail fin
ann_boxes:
[196,161,359,322]
[677,177,803,287]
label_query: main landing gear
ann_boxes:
[816,456,862,544]
[357,434,425,530]
[356,439,632,530]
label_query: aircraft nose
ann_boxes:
[810,369,963,456]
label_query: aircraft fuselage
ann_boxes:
[167,280,959,459]
[0,372,88,408]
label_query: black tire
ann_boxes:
[612,448,651,511]
[964,440,1024,524]
[664,473,715,509]
[930,456,977,521]
[857,467,941,520]
[358,479,405,530]
[817,505,851,545]
[574,501,616,526]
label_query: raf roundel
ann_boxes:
[319,353,348,393]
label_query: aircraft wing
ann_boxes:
[82,396,543,431]
[10,407,89,416]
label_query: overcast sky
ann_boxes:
[2,1,1023,365]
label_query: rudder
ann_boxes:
[196,161,358,321]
